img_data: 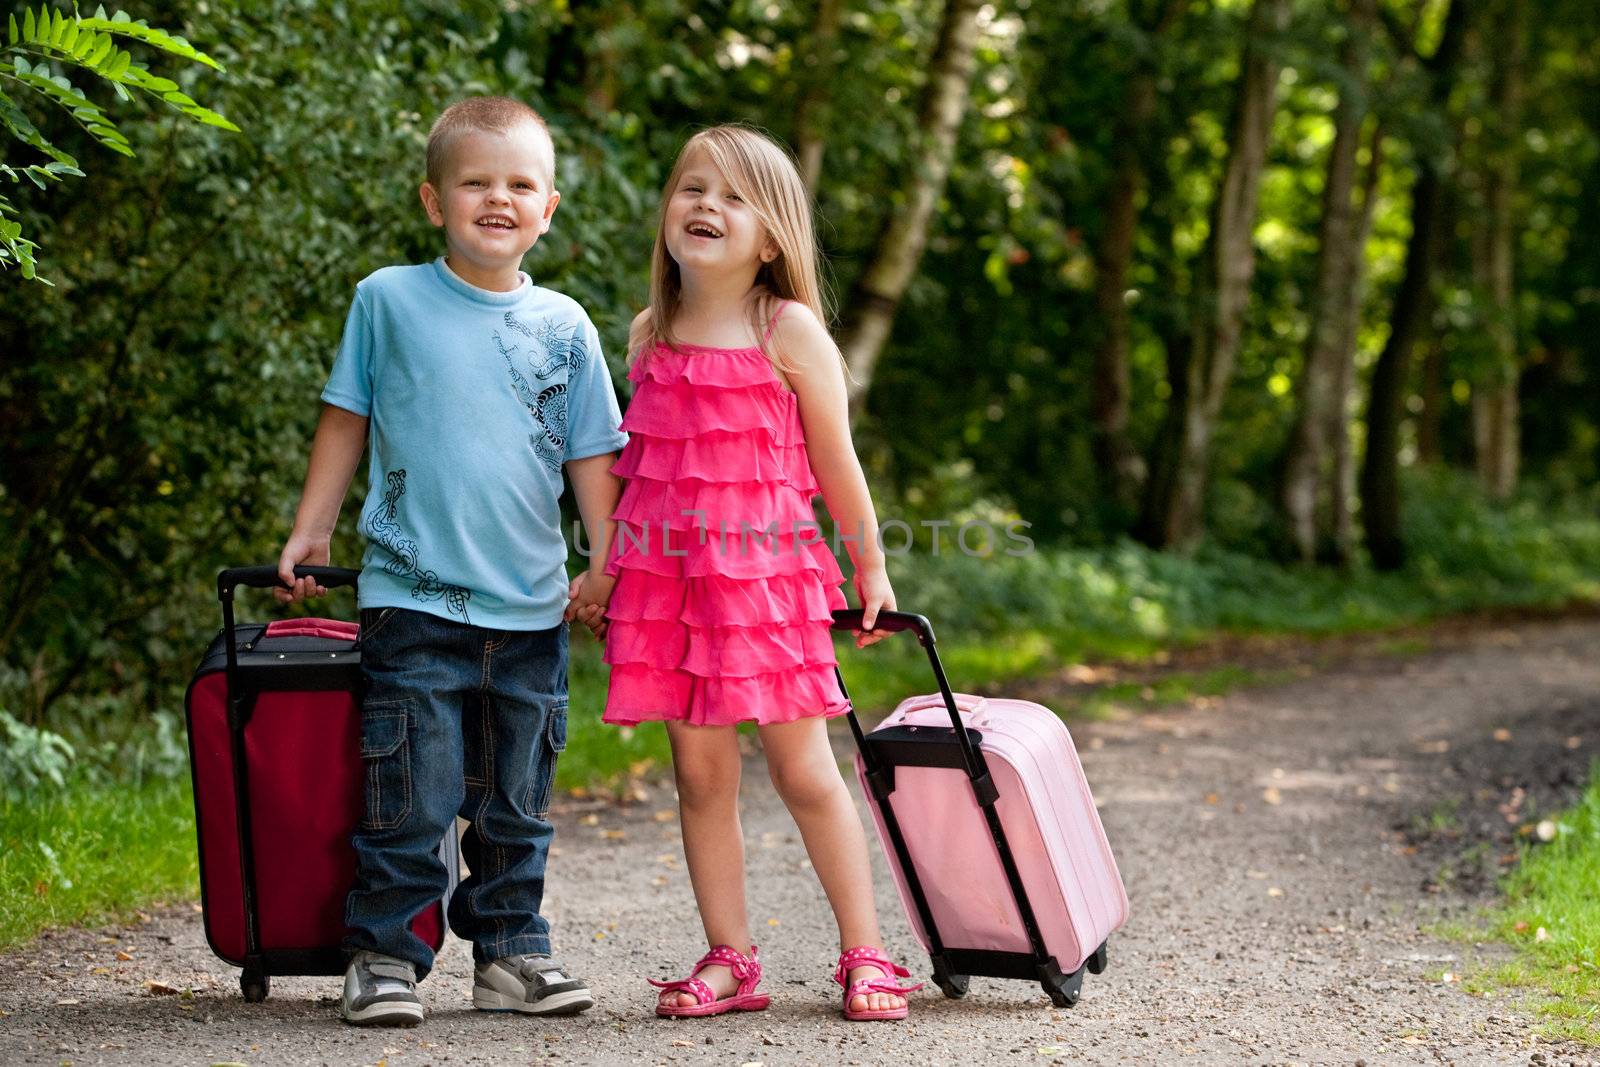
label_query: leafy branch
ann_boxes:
[1,4,239,283]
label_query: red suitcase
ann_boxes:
[185,565,456,1002]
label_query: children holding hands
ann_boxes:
[280,95,914,1028]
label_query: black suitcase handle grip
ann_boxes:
[217,565,360,601]
[829,609,936,645]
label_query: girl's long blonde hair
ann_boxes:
[628,125,839,373]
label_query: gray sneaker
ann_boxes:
[473,954,594,1015]
[341,951,424,1027]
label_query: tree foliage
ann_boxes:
[1,3,236,281]
[2,0,1598,740]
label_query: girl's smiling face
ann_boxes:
[663,150,775,276]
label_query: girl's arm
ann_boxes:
[775,305,895,648]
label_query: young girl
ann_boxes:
[591,125,921,1021]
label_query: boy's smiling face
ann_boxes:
[420,121,559,292]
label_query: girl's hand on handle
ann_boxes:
[275,533,330,604]
[852,566,896,648]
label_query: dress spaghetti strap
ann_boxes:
[761,300,791,344]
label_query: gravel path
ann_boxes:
[3,618,1600,1066]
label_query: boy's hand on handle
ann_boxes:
[852,565,896,648]
[275,533,331,604]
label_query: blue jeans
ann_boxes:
[344,606,569,978]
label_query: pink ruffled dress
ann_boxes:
[601,319,851,727]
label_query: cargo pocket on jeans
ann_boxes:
[360,700,413,831]
[527,701,567,817]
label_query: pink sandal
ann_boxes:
[834,946,924,1021]
[648,944,772,1018]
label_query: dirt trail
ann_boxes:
[3,618,1599,1066]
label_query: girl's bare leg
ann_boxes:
[660,721,750,1007]
[758,716,903,1014]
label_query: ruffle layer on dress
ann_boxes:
[603,342,851,727]
[603,662,852,727]
[610,429,815,489]
[604,569,842,628]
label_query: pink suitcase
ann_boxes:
[832,610,1128,1006]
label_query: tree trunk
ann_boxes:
[1089,0,1186,512]
[793,0,842,195]
[839,0,985,408]
[1470,0,1526,500]
[1281,0,1374,563]
[1329,125,1384,564]
[1137,0,1290,549]
[1358,0,1471,570]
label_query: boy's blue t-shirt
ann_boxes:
[322,257,628,630]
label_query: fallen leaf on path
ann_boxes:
[1246,870,1268,880]
[1267,887,1284,898]
[1204,793,1220,805]
[767,918,780,927]
[1492,728,1511,742]
[1566,736,1582,749]
[1262,787,1282,806]
[115,951,132,961]
[1417,740,1449,754]
[600,829,625,840]
[141,981,180,996]
[672,1039,694,1047]
[579,814,600,826]
[654,809,675,822]
[90,967,110,976]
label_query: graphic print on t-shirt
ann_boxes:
[363,468,473,622]
[497,311,584,474]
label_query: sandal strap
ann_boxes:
[698,944,762,985]
[833,945,921,992]
[646,975,716,1004]
[846,975,925,998]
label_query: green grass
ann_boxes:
[1446,764,1600,1045]
[0,775,199,951]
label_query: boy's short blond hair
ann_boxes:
[425,97,552,187]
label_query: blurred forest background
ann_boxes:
[2,0,1600,839]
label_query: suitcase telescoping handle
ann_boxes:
[217,565,360,684]
[216,564,360,601]
[828,609,989,788]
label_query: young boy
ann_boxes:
[276,96,623,1027]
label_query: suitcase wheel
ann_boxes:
[1043,967,1083,1009]
[933,972,969,999]
[241,971,270,1003]
[1087,941,1108,976]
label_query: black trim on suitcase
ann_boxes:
[831,609,1108,1008]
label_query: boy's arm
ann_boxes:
[275,403,369,604]
[564,453,623,626]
